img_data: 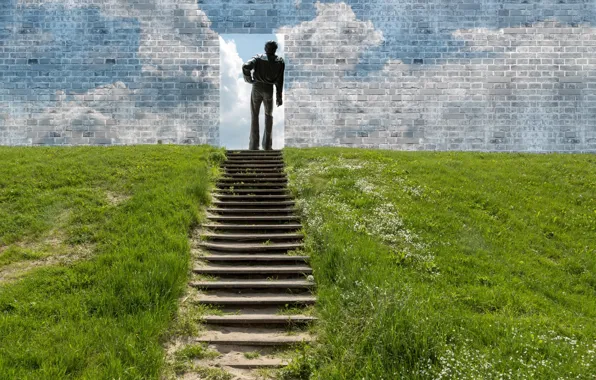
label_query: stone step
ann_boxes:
[191,280,314,290]
[193,265,312,275]
[216,182,287,188]
[226,154,284,161]
[220,177,287,183]
[226,149,282,154]
[207,207,298,215]
[221,158,284,163]
[207,215,300,223]
[225,157,283,162]
[196,331,312,345]
[223,167,285,173]
[198,241,304,252]
[221,173,287,178]
[196,294,316,306]
[201,356,287,369]
[225,157,282,161]
[222,162,284,166]
[201,232,303,242]
[212,194,293,201]
[201,254,309,263]
[202,314,317,325]
[201,223,302,232]
[211,200,295,208]
[214,188,290,194]
[219,177,287,183]
[226,152,283,156]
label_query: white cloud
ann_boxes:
[219,36,284,149]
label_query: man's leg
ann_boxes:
[262,89,274,150]
[249,86,263,150]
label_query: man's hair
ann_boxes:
[264,40,278,54]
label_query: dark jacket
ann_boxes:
[242,53,285,97]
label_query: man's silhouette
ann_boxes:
[242,40,285,150]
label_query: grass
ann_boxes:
[174,343,219,361]
[2,145,595,379]
[0,145,225,379]
[244,351,261,359]
[281,147,596,379]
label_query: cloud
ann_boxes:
[219,36,284,149]
[277,2,595,151]
[277,2,384,145]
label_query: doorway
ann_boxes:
[219,34,285,150]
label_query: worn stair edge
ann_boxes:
[211,194,293,200]
[213,189,290,194]
[219,176,287,180]
[201,223,302,230]
[210,359,288,369]
[196,295,317,305]
[223,162,283,165]
[218,178,288,183]
[201,232,303,240]
[212,201,295,207]
[216,183,288,189]
[207,207,298,214]
[198,242,304,252]
[193,265,312,274]
[196,331,312,345]
[226,152,283,156]
[221,168,285,176]
[224,159,284,163]
[190,280,314,289]
[220,173,287,177]
[226,149,282,152]
[200,254,309,262]
[202,315,317,325]
[207,215,299,220]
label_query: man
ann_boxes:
[242,40,285,150]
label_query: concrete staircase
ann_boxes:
[193,150,315,376]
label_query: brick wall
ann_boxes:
[1,0,595,152]
[0,0,219,145]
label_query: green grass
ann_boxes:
[282,147,596,379]
[174,343,219,361]
[244,351,261,359]
[2,145,595,379]
[0,145,225,379]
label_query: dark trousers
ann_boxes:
[250,82,274,150]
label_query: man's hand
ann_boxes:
[276,95,283,107]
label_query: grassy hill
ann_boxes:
[281,148,595,379]
[0,146,225,378]
[0,146,594,379]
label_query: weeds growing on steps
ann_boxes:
[0,145,225,378]
[281,147,596,379]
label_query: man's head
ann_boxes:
[264,40,278,55]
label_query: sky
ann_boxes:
[219,34,285,150]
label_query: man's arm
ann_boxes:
[242,56,257,83]
[275,59,285,98]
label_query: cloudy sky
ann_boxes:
[219,34,285,150]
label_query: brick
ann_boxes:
[0,0,594,153]
[444,113,465,120]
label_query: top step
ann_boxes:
[226,153,283,157]
[227,150,282,153]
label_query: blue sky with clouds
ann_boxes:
[219,34,285,149]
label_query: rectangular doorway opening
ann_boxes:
[219,34,285,150]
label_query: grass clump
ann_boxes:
[282,147,596,379]
[174,343,219,361]
[0,145,224,378]
[243,351,261,359]
[194,365,233,380]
